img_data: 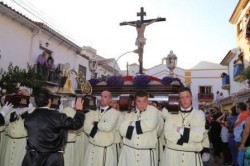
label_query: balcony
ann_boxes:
[233,64,245,82]
[198,93,214,103]
[221,75,230,90]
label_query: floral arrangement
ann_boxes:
[148,75,161,81]
[161,76,184,87]
[133,74,150,87]
[123,75,134,82]
[161,76,173,85]
[241,66,250,80]
[88,78,101,86]
[87,74,183,87]
[171,77,184,87]
[107,75,124,87]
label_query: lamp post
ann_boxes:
[113,49,138,74]
[165,50,177,77]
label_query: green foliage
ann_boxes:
[0,63,45,94]
[242,66,250,80]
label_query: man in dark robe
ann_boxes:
[22,88,85,166]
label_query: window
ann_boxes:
[199,86,212,94]
[78,65,86,76]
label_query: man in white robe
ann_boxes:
[83,90,119,166]
[119,89,159,166]
[161,87,206,166]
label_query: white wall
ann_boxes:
[0,13,33,69]
[0,9,91,82]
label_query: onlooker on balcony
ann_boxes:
[47,55,56,82]
[215,91,220,101]
[234,54,243,66]
[37,51,48,75]
[220,92,224,100]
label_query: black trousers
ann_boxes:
[22,150,64,166]
[222,142,232,164]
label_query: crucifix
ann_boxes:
[120,7,166,74]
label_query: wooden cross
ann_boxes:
[137,7,146,23]
[120,7,166,26]
[120,7,166,74]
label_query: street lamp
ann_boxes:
[113,49,138,74]
[165,50,177,77]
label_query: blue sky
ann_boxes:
[2,0,239,70]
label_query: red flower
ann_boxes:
[123,75,134,82]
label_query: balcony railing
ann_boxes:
[198,93,214,102]
[233,64,244,82]
[221,75,230,90]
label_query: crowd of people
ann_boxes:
[0,86,249,166]
[205,99,250,166]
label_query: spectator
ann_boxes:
[227,105,239,165]
[233,102,248,166]
[220,92,224,99]
[47,55,55,82]
[216,110,233,165]
[215,91,220,101]
[209,112,223,164]
[37,51,47,74]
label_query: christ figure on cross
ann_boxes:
[125,17,160,49]
[120,7,165,74]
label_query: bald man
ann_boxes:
[84,90,120,166]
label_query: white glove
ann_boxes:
[15,103,34,115]
[0,102,14,117]
[28,103,34,109]
[58,103,64,113]
[130,121,135,127]
[202,153,210,162]
[173,124,184,135]
[179,128,184,135]
[15,108,26,115]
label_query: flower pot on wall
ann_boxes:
[234,74,245,82]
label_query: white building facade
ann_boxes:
[0,2,91,84]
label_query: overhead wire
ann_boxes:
[3,0,78,43]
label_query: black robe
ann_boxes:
[22,108,85,166]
